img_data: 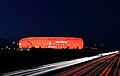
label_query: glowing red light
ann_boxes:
[19,37,84,49]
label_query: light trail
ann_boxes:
[99,56,117,76]
[3,56,100,76]
[70,54,115,76]
[57,54,115,76]
[113,57,120,76]
[2,51,118,76]
[56,51,120,76]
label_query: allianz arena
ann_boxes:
[19,37,84,49]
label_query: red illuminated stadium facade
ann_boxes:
[19,37,84,49]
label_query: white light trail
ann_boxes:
[3,51,118,76]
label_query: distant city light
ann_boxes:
[1,48,3,50]
[101,44,103,46]
[6,46,9,48]
[13,42,15,44]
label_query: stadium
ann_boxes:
[19,37,84,49]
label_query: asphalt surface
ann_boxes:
[2,51,119,76]
[56,53,120,76]
[3,55,100,76]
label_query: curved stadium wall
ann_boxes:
[19,37,84,49]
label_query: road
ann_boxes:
[2,55,101,76]
[2,51,119,76]
[56,53,120,76]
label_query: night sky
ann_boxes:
[0,0,120,48]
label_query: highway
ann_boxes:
[2,51,119,76]
[2,55,101,76]
[56,53,120,76]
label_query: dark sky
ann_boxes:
[0,0,120,48]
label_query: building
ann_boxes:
[19,37,84,49]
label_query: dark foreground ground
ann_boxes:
[0,48,114,74]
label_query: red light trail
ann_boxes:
[56,54,120,76]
